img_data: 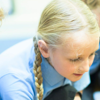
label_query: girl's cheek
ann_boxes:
[70,62,80,70]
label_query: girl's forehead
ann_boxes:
[61,30,99,55]
[64,29,99,46]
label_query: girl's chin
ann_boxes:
[68,76,83,82]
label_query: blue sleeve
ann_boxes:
[0,74,35,100]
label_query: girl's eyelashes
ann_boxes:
[69,52,97,62]
[89,52,97,57]
[69,57,81,62]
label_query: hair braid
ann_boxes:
[33,37,44,100]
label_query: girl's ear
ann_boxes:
[38,40,50,58]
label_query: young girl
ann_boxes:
[0,0,100,100]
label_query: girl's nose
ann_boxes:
[79,59,90,72]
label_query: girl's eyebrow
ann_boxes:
[76,47,99,58]
[94,47,99,52]
[89,46,99,54]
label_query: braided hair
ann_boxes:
[33,37,43,100]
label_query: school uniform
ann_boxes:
[0,38,90,100]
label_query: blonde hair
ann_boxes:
[83,0,100,9]
[33,0,99,100]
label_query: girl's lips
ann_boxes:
[73,73,83,76]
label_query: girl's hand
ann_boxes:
[74,93,81,100]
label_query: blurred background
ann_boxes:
[0,0,52,53]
